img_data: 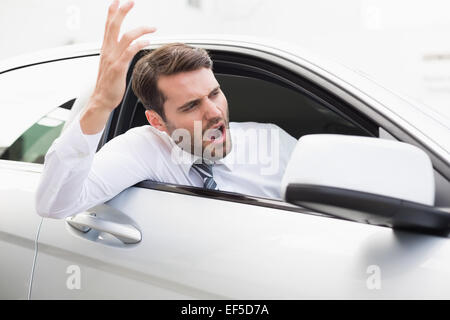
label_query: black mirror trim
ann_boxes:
[286,184,450,236]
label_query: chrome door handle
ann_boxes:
[66,213,141,244]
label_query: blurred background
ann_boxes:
[1,0,450,119]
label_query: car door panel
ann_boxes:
[31,186,450,299]
[0,54,100,299]
[0,161,43,299]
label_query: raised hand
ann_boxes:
[81,0,156,134]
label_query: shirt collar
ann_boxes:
[165,127,235,176]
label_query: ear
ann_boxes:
[145,110,168,134]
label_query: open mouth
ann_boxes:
[207,123,226,143]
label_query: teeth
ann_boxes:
[206,124,224,141]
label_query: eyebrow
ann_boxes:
[177,85,220,111]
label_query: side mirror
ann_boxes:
[281,134,450,235]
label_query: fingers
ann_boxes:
[99,1,155,78]
[117,39,151,66]
[102,0,119,44]
[105,1,135,44]
[117,26,157,54]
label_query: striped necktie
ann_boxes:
[191,163,219,190]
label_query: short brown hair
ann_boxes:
[131,43,213,121]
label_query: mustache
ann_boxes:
[203,118,227,132]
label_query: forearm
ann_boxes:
[36,152,95,218]
[35,113,154,219]
[80,95,113,135]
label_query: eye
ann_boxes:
[185,102,198,111]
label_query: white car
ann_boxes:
[0,36,449,299]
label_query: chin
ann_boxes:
[203,139,231,161]
[202,146,224,160]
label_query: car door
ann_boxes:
[31,179,450,299]
[30,44,450,299]
[0,54,99,299]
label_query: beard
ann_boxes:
[168,115,232,161]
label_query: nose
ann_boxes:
[202,97,222,121]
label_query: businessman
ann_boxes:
[35,0,296,219]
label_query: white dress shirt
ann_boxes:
[35,114,297,219]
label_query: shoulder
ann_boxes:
[230,121,297,155]
[230,122,295,140]
[121,125,171,142]
[125,125,166,140]
[230,121,274,131]
[99,125,169,153]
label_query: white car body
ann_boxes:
[0,35,449,299]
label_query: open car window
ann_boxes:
[215,73,370,139]
[104,49,378,141]
[95,48,379,210]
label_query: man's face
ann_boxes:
[155,67,231,160]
